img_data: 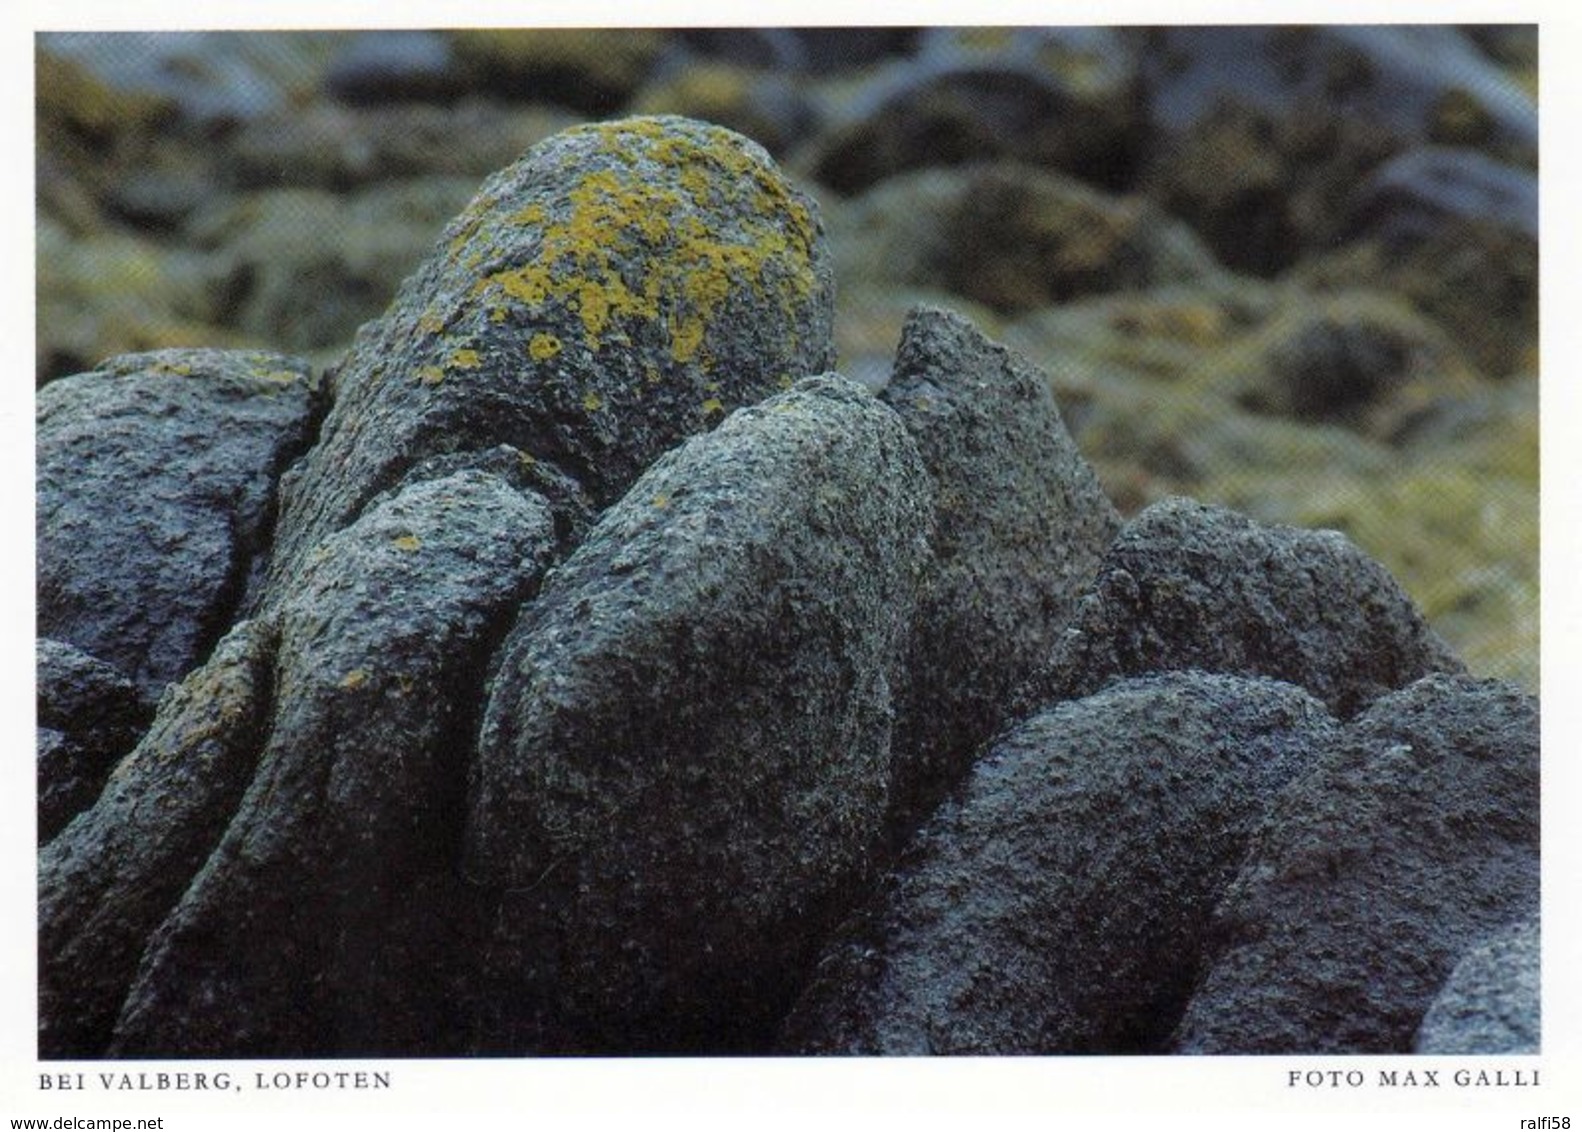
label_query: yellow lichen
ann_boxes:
[392,534,423,552]
[466,120,817,368]
[449,347,482,369]
[529,332,563,361]
[417,365,446,386]
[340,669,369,690]
[700,397,724,417]
[583,390,605,412]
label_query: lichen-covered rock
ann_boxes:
[36,639,151,844]
[264,115,836,598]
[1022,498,1465,719]
[782,672,1337,1054]
[1415,914,1540,1054]
[1172,675,1539,1053]
[468,375,932,1052]
[37,348,319,702]
[803,46,1144,195]
[107,470,557,1057]
[1201,289,1480,436]
[878,307,1119,828]
[832,162,1220,317]
[39,620,279,1058]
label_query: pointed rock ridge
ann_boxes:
[1021,497,1465,720]
[878,306,1120,831]
[1171,674,1538,1053]
[36,348,318,703]
[105,471,558,1057]
[263,114,836,602]
[1415,913,1540,1055]
[469,374,932,1052]
[781,672,1337,1054]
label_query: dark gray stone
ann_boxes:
[1415,913,1540,1054]
[879,307,1119,830]
[1021,497,1465,719]
[468,375,932,1052]
[107,471,558,1057]
[805,49,1144,195]
[323,30,462,105]
[264,115,836,599]
[782,672,1337,1054]
[36,638,152,844]
[37,348,319,703]
[1172,675,1539,1053]
[39,620,279,1058]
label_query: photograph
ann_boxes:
[10,2,1574,1127]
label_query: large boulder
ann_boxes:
[1172,675,1539,1053]
[782,672,1338,1054]
[878,307,1119,829]
[36,348,319,702]
[468,374,932,1051]
[264,115,836,597]
[1021,498,1465,719]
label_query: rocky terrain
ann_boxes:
[36,29,1539,1057]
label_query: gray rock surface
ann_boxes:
[1172,674,1539,1053]
[878,307,1119,829]
[1345,146,1538,246]
[468,374,932,1051]
[39,620,279,1058]
[782,672,1338,1054]
[1022,497,1465,719]
[36,348,319,702]
[36,638,151,844]
[1415,913,1540,1054]
[264,115,836,597]
[108,471,558,1057]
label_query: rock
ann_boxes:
[782,672,1338,1054]
[108,471,559,1057]
[1137,26,1536,167]
[1202,289,1480,436]
[1172,674,1539,1053]
[802,49,1144,195]
[467,375,932,1052]
[1022,498,1465,720]
[263,115,836,598]
[1344,145,1538,246]
[38,31,346,131]
[878,307,1119,829]
[37,349,319,703]
[39,620,279,1058]
[36,639,151,844]
[1142,98,1402,276]
[323,30,463,105]
[832,162,1220,317]
[185,178,482,354]
[447,29,664,116]
[1415,913,1540,1054]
